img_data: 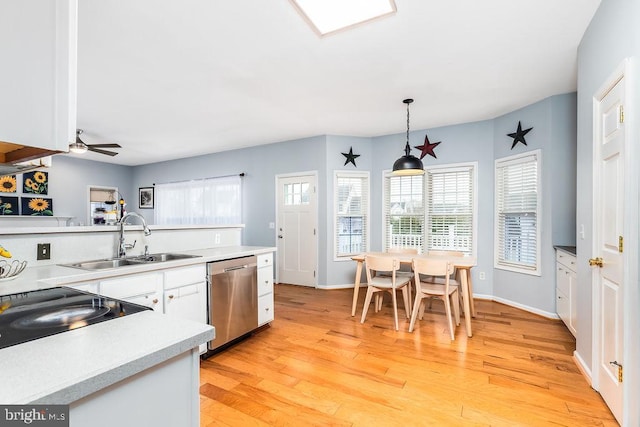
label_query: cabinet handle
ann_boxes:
[152,299,159,304]
[265,307,270,311]
[168,295,174,299]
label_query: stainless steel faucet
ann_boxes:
[118,212,152,258]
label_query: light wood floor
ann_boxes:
[199,284,616,426]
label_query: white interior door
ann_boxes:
[593,73,625,424]
[276,173,317,287]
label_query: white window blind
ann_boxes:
[426,164,475,255]
[383,172,425,252]
[155,175,241,225]
[335,171,369,258]
[495,151,540,274]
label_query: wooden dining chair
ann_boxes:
[425,250,475,317]
[376,247,418,310]
[361,255,412,331]
[409,258,460,340]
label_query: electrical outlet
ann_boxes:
[479,271,485,280]
[37,243,51,260]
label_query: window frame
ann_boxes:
[333,170,370,261]
[424,162,478,257]
[381,170,426,253]
[494,149,542,276]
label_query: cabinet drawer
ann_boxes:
[556,251,576,271]
[257,266,274,296]
[164,264,205,289]
[257,252,273,268]
[258,293,274,326]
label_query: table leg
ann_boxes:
[460,268,473,337]
[351,260,364,316]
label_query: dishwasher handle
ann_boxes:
[224,264,249,272]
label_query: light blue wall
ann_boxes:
[28,95,577,318]
[577,0,640,422]
[325,135,373,286]
[492,94,577,314]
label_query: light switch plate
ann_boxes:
[37,243,51,260]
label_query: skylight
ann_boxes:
[291,0,396,37]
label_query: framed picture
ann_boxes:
[139,187,154,209]
[21,197,53,216]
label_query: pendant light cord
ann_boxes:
[404,99,412,156]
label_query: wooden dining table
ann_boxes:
[350,252,477,337]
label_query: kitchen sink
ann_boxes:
[61,253,201,271]
[130,253,201,263]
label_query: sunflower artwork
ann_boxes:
[0,175,17,193]
[23,171,48,195]
[21,197,53,216]
[0,196,18,215]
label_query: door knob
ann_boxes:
[588,257,604,267]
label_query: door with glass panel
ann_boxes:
[276,173,318,286]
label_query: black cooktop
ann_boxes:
[0,287,150,350]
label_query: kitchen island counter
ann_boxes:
[0,310,213,404]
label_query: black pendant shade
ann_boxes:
[392,98,424,176]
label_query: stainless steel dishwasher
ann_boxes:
[207,256,257,351]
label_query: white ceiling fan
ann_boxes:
[69,129,122,156]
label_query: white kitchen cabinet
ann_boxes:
[0,0,77,151]
[164,265,207,353]
[556,249,577,337]
[100,273,164,312]
[257,252,274,326]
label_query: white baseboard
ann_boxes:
[462,293,560,319]
[316,283,363,290]
[573,350,593,386]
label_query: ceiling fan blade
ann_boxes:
[88,143,122,148]
[88,146,119,156]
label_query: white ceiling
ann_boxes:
[71,0,601,166]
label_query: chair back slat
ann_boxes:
[412,258,453,277]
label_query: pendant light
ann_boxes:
[392,98,424,176]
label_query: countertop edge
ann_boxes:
[554,245,576,256]
[32,329,213,405]
[1,312,214,405]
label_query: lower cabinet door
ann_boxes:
[258,293,274,326]
[164,282,206,324]
[164,282,207,353]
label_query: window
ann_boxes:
[495,150,541,275]
[383,172,424,252]
[334,171,369,259]
[155,175,241,225]
[425,163,476,255]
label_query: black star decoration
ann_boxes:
[507,121,533,149]
[414,134,441,159]
[341,147,360,167]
